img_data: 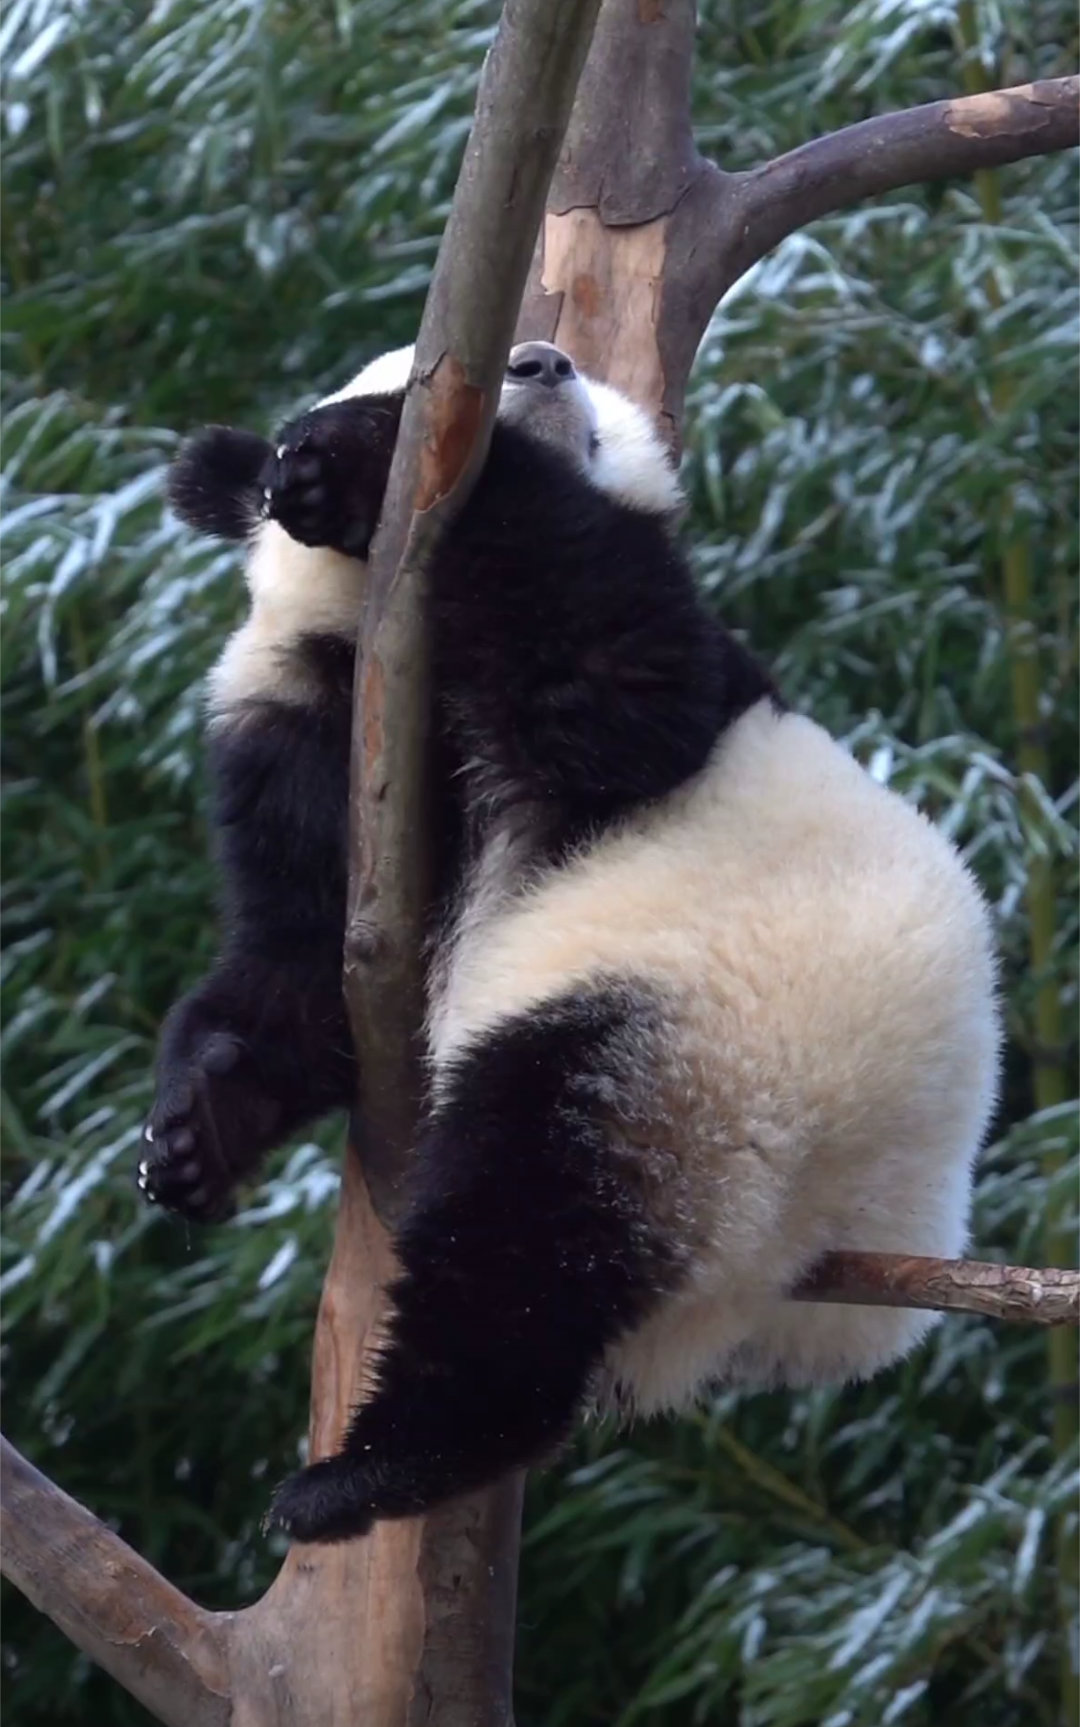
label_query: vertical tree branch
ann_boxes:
[301,5,603,1723]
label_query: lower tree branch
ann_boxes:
[2,1251,1073,1718]
[0,1435,229,1727]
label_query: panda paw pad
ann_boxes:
[260,417,374,559]
[139,1029,279,1223]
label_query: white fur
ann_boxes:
[428,697,1000,1407]
[208,345,681,716]
[585,376,682,515]
[321,345,415,404]
[206,525,367,715]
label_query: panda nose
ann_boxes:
[505,342,576,388]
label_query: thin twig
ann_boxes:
[794,1252,1080,1326]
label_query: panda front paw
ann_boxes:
[260,404,381,560]
[139,1013,281,1223]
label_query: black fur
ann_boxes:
[432,427,773,835]
[140,644,356,1217]
[268,986,682,1541]
[265,396,404,560]
[168,425,272,542]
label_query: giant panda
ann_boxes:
[139,340,1000,1543]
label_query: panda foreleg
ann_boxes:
[267,987,680,1542]
[141,952,356,1220]
[140,693,355,1220]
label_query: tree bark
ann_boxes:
[519,4,1077,439]
[794,1253,1080,1326]
[297,2,604,1723]
[4,4,1078,1722]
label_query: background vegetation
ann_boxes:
[2,1,1077,1722]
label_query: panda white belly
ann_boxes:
[429,696,1000,1409]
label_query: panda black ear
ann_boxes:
[168,425,273,542]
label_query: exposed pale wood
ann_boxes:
[796,1252,1080,1326]
[537,211,670,412]
[518,0,705,438]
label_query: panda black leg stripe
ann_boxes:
[267,986,680,1543]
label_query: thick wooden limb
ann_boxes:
[795,1253,1080,1326]
[712,76,1080,299]
[325,3,602,1724]
[346,0,603,1204]
[0,1435,229,1727]
[521,15,1078,439]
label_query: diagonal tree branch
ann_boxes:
[346,0,603,1204]
[706,76,1080,303]
[0,1435,229,1727]
[314,1,604,1720]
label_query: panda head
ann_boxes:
[329,341,683,518]
[170,341,681,544]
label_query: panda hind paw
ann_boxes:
[139,1029,280,1223]
[266,1457,376,1545]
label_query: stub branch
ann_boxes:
[795,1252,1079,1326]
[0,1435,230,1727]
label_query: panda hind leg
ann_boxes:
[268,985,681,1542]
